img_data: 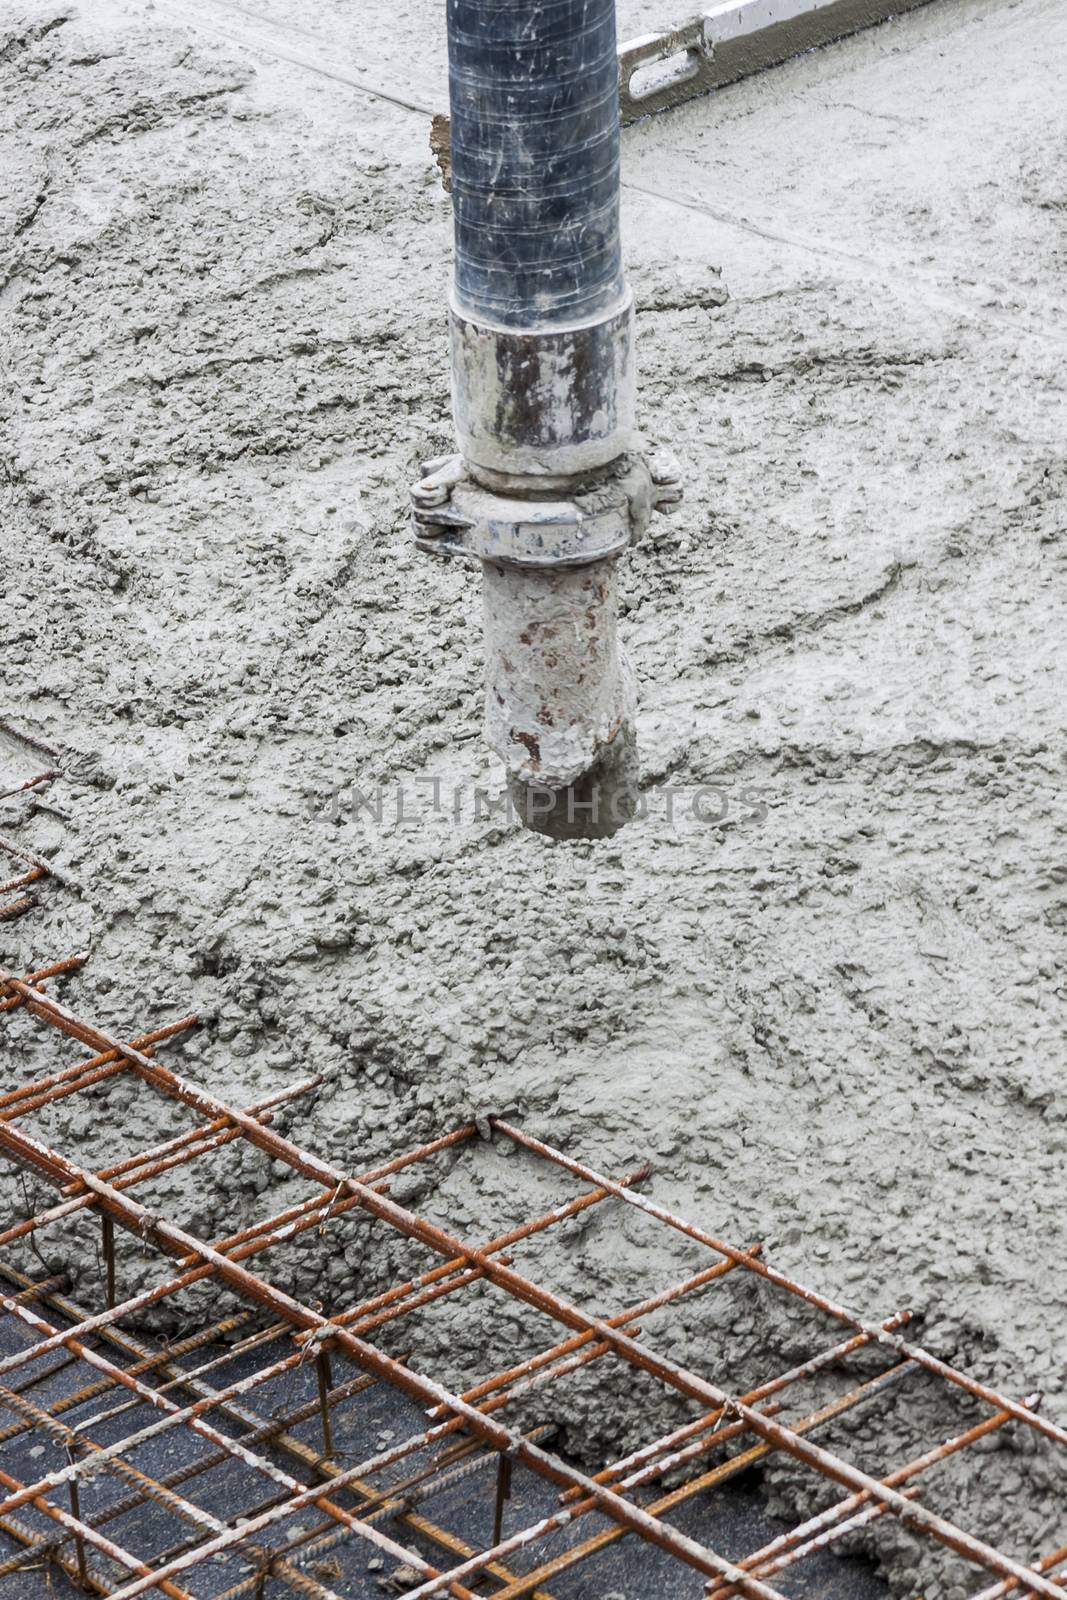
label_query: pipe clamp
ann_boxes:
[411,453,680,571]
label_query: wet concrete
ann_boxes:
[1,1,1065,1595]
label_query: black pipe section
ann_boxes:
[446,0,625,329]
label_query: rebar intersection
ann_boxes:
[1,960,1064,1600]
[0,721,64,926]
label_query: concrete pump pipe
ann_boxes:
[412,0,681,797]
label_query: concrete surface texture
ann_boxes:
[1,0,1065,1595]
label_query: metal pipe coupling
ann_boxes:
[411,447,682,788]
[450,295,637,484]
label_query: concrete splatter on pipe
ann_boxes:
[481,561,632,787]
[413,0,680,810]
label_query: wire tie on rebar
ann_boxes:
[132,1206,160,1241]
[63,1443,90,1587]
[712,1400,741,1433]
[318,1181,345,1235]
[303,1321,344,1354]
[873,1314,912,1346]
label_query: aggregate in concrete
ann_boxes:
[1,0,1065,1596]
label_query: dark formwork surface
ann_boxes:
[0,1303,886,1600]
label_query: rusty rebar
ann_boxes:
[0,1374,359,1600]
[971,1549,1067,1600]
[0,999,1028,1600]
[0,892,37,922]
[491,1119,1067,1453]
[492,1452,512,1547]
[0,1308,253,1447]
[0,769,60,801]
[0,865,46,896]
[0,1016,199,1123]
[316,1348,334,1459]
[560,1312,912,1507]
[65,1446,89,1588]
[0,1162,785,1597]
[0,1289,480,1600]
[0,954,86,1012]
[0,833,76,890]
[0,1073,315,1256]
[0,1453,196,1600]
[1,969,1065,1600]
[483,1360,916,1600]
[706,1397,1041,1598]
[0,718,59,759]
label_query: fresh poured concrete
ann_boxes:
[2,1,1065,1594]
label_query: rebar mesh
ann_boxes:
[1,958,1064,1600]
